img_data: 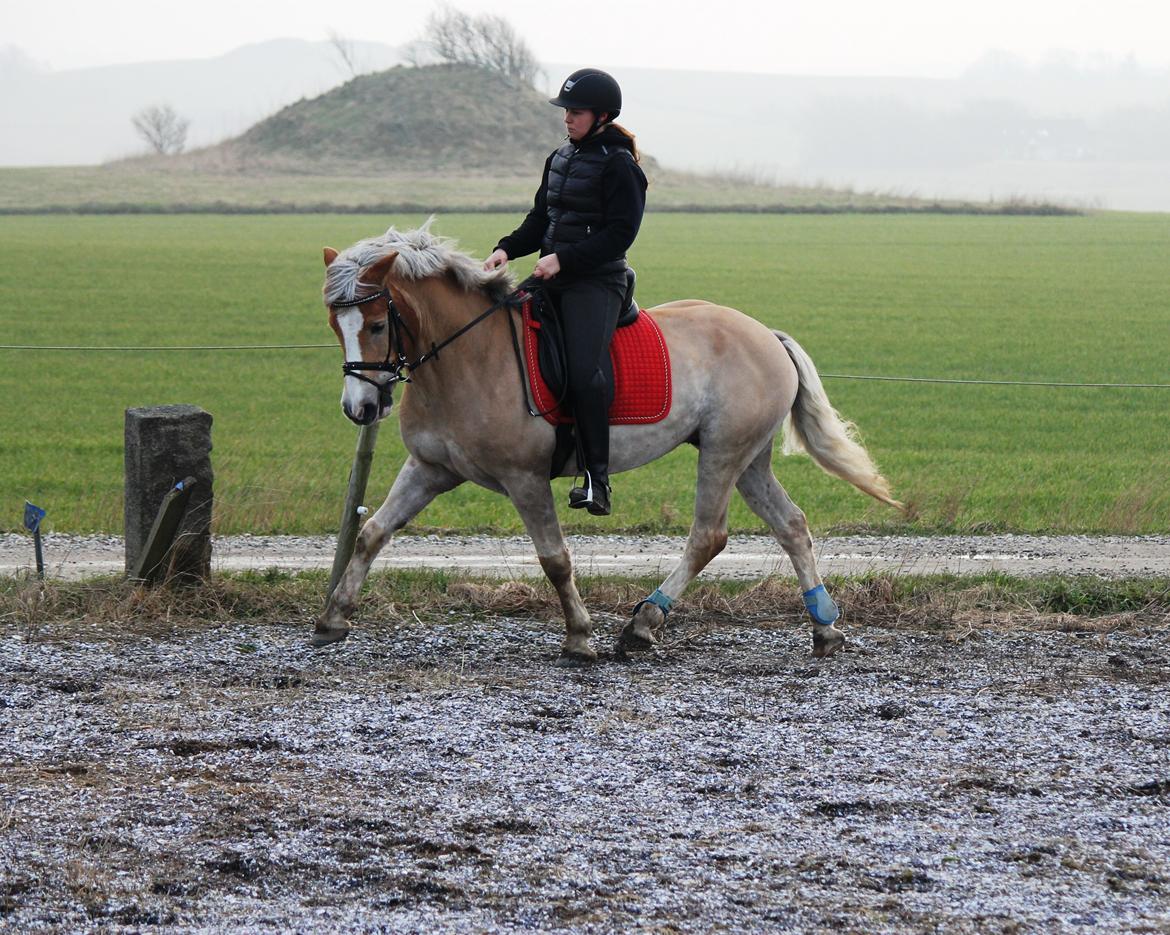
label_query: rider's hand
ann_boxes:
[483,248,509,271]
[532,253,561,280]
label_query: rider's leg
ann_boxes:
[557,272,624,511]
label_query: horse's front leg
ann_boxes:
[314,456,462,647]
[504,475,596,665]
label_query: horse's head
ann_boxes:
[323,247,402,426]
[322,221,517,425]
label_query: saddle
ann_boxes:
[516,268,672,477]
[534,268,640,402]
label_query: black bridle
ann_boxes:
[332,281,535,408]
[332,288,416,397]
[329,278,547,416]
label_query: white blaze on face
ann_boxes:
[337,308,379,416]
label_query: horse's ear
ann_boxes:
[323,247,339,266]
[363,251,399,285]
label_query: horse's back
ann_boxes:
[646,299,799,434]
[648,299,794,372]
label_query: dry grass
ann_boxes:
[3,569,1167,647]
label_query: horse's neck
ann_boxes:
[400,278,509,377]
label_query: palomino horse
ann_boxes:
[316,223,900,663]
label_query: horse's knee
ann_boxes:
[538,549,574,589]
[690,528,728,564]
[353,523,384,562]
[778,511,811,548]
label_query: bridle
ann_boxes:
[332,280,535,408]
[331,288,416,404]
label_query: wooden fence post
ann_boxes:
[327,422,380,601]
[124,405,213,583]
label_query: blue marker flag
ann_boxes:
[24,501,46,533]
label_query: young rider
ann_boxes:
[484,68,648,517]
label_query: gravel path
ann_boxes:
[1,611,1167,933]
[4,533,1170,581]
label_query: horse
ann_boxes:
[315,222,901,663]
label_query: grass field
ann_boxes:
[0,164,1055,214]
[1,212,1168,536]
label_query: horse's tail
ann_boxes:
[775,331,903,510]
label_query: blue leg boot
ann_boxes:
[619,588,672,651]
[804,584,845,658]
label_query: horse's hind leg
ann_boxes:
[735,445,845,658]
[314,456,462,647]
[618,447,740,651]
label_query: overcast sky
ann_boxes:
[5,0,1169,76]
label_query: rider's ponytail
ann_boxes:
[609,123,641,164]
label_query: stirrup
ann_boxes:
[568,472,611,516]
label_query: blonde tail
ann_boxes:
[776,331,903,510]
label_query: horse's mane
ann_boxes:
[323,217,515,305]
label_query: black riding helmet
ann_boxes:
[549,68,622,121]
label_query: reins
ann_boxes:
[334,281,534,402]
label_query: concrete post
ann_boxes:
[124,405,213,581]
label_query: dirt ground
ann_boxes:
[2,600,1168,933]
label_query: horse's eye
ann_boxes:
[369,320,387,335]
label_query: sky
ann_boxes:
[4,0,1169,77]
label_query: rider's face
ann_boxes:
[564,108,602,142]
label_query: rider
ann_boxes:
[484,68,648,517]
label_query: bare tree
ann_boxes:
[131,104,189,155]
[401,38,439,68]
[425,5,540,87]
[327,28,363,79]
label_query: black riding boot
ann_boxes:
[566,345,614,514]
[552,271,624,516]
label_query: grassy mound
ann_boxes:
[208,63,562,173]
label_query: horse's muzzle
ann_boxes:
[345,399,392,425]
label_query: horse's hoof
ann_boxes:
[311,626,350,649]
[812,626,845,658]
[617,621,657,652]
[556,647,598,668]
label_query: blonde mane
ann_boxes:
[323,218,515,305]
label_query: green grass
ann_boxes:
[1,212,1168,536]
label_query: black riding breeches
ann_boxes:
[546,270,626,482]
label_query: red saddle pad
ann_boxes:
[521,299,672,426]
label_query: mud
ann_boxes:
[2,607,1168,933]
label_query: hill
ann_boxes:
[203,64,563,174]
[0,62,1074,214]
[5,43,1169,208]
